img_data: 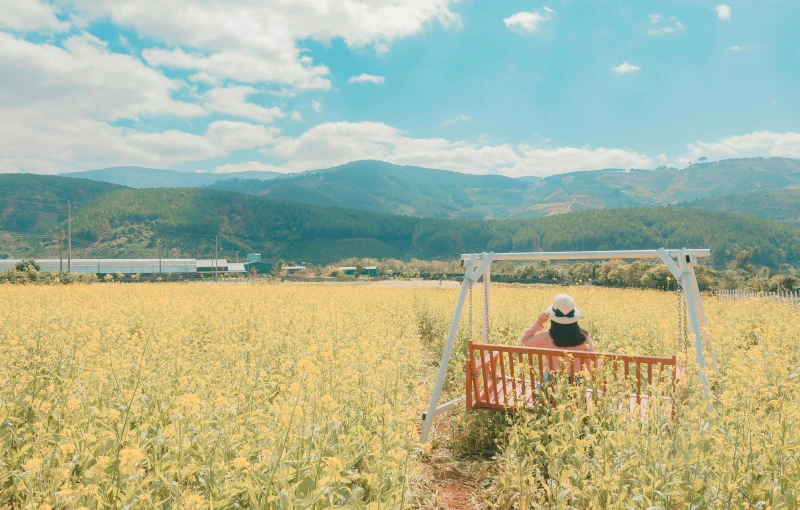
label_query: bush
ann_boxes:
[0,270,97,285]
[14,259,41,272]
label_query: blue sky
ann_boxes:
[1,0,798,177]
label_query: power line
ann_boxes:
[153,228,218,239]
[0,230,58,237]
[0,198,66,208]
[0,209,64,217]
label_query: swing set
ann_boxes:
[420,248,720,443]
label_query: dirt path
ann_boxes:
[415,412,497,509]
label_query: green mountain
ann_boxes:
[211,160,535,219]
[2,174,799,269]
[681,189,800,227]
[0,174,123,232]
[63,166,280,188]
[208,158,800,221]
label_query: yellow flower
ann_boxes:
[175,393,202,415]
[119,448,145,472]
[182,493,205,510]
[231,457,250,470]
[24,457,43,474]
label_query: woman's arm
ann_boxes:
[520,312,549,344]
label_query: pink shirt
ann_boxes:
[519,322,596,373]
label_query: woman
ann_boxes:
[520,294,595,376]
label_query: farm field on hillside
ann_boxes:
[1,284,799,508]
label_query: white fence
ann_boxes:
[718,289,800,305]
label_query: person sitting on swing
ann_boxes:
[520,294,596,380]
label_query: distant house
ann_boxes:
[197,258,228,274]
[339,266,378,276]
[285,265,307,275]
[0,258,195,274]
[197,259,246,275]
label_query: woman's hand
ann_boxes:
[537,312,550,326]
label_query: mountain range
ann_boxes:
[1,172,799,269]
[58,158,800,223]
[62,166,280,188]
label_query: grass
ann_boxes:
[1,282,799,508]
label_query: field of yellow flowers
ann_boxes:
[1,282,799,509]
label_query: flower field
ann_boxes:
[1,283,799,508]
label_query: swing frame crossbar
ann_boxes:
[419,248,719,443]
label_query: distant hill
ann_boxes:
[2,174,799,269]
[0,174,123,234]
[62,166,280,188]
[682,189,800,227]
[210,158,800,221]
[211,160,533,219]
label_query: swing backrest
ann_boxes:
[466,342,678,411]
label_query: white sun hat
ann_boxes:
[547,294,581,324]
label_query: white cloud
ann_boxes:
[727,44,761,53]
[143,47,332,92]
[349,74,386,84]
[311,100,322,113]
[260,121,654,176]
[290,110,303,121]
[0,0,70,32]
[268,88,298,99]
[443,114,470,125]
[204,121,279,152]
[714,4,732,20]
[612,62,641,74]
[0,32,203,122]
[204,86,284,123]
[374,42,390,55]
[504,10,552,33]
[543,6,556,14]
[70,0,460,92]
[213,161,281,174]
[0,33,281,174]
[680,131,800,166]
[188,72,221,85]
[647,16,685,36]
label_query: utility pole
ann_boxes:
[214,236,219,283]
[158,239,162,275]
[59,230,64,272]
[67,201,72,273]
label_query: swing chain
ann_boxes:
[676,281,689,355]
[483,274,490,341]
[468,279,474,341]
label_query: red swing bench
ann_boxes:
[466,342,683,419]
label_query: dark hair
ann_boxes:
[549,322,589,348]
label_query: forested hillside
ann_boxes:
[2,174,798,269]
[682,189,800,226]
[63,166,280,188]
[208,158,800,220]
[210,160,532,219]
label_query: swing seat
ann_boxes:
[466,342,684,420]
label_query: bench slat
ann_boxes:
[466,342,680,419]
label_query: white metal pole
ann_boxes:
[679,249,712,404]
[67,201,72,273]
[482,265,491,343]
[687,261,720,376]
[420,255,477,443]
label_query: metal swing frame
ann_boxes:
[420,248,720,443]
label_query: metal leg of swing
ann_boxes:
[420,256,476,443]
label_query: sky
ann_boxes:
[0,0,798,177]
